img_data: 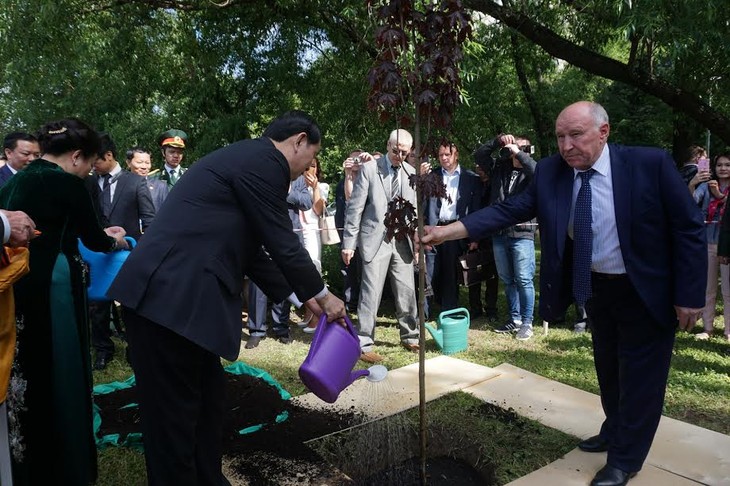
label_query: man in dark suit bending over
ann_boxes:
[418,101,706,486]
[109,111,345,485]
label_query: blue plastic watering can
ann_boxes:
[78,236,136,302]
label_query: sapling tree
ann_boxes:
[367,1,471,483]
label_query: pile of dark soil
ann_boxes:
[95,372,362,484]
[95,373,493,485]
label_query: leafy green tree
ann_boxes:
[463,0,730,149]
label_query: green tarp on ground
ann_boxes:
[93,361,292,451]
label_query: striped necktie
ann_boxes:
[391,165,401,200]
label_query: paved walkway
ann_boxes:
[465,363,728,485]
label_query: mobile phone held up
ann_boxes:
[698,157,710,173]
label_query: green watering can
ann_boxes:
[424,307,470,355]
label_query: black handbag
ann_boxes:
[457,250,490,287]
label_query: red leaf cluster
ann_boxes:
[384,196,417,242]
[367,0,472,129]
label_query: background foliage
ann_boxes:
[1,0,728,180]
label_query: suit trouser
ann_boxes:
[89,301,115,358]
[246,283,289,337]
[468,238,499,314]
[586,275,675,473]
[339,245,362,312]
[431,239,462,311]
[357,239,419,351]
[122,308,229,486]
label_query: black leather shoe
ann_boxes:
[578,434,610,453]
[277,335,292,345]
[93,355,110,371]
[590,465,636,486]
[245,335,264,349]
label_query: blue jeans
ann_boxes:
[492,235,535,325]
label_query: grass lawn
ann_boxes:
[93,245,730,484]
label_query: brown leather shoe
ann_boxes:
[402,342,419,352]
[360,351,384,363]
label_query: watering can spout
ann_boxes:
[349,369,369,385]
[424,322,444,350]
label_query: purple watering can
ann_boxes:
[299,314,386,403]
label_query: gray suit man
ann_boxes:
[342,129,419,362]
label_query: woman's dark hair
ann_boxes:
[686,145,707,164]
[311,157,322,180]
[262,110,321,144]
[37,118,100,159]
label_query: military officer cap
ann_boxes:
[158,129,188,149]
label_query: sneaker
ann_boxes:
[574,320,587,333]
[695,332,711,340]
[516,325,534,341]
[494,321,521,334]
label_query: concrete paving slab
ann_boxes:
[649,415,730,485]
[293,355,501,418]
[465,363,730,485]
[505,449,703,486]
[463,363,604,439]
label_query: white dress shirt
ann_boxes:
[439,165,461,222]
[569,144,626,274]
[97,163,123,201]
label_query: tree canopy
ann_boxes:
[1,0,727,178]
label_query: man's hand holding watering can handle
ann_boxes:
[305,290,346,324]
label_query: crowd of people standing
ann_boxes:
[0,101,727,486]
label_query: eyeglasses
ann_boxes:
[391,148,410,158]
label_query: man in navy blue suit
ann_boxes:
[419,101,706,486]
[423,141,481,313]
[0,132,40,188]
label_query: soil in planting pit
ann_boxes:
[94,372,363,484]
[95,373,498,485]
[309,401,497,486]
[360,456,486,485]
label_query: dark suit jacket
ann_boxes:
[146,177,169,212]
[461,144,707,326]
[86,170,156,241]
[426,167,482,227]
[0,165,15,188]
[108,138,324,360]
